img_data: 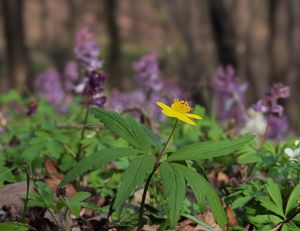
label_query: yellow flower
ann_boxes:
[156,99,203,125]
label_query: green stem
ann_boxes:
[137,119,178,231]
[154,119,178,168]
[76,103,90,161]
[21,165,30,223]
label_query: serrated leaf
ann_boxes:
[58,148,141,188]
[173,163,227,227]
[167,134,255,162]
[266,178,283,213]
[249,214,282,224]
[160,162,186,229]
[257,196,285,217]
[91,108,160,153]
[286,184,300,215]
[113,155,155,209]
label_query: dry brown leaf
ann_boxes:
[0,181,34,219]
[45,159,60,175]
[97,197,106,206]
[243,224,251,231]
[45,176,76,198]
[142,224,160,231]
[44,159,77,197]
[226,206,237,227]
[271,224,282,231]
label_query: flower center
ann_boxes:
[171,99,192,114]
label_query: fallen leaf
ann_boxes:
[0,182,34,220]
[226,206,237,227]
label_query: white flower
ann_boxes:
[241,108,267,136]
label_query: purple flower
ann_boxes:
[63,61,79,92]
[107,90,144,114]
[34,68,65,107]
[89,96,107,108]
[253,83,290,116]
[211,65,248,123]
[253,82,290,140]
[267,115,288,140]
[83,71,107,96]
[74,27,102,73]
[108,53,191,122]
[82,70,108,107]
[133,52,162,95]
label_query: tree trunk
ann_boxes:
[1,0,29,93]
[207,0,237,68]
[104,0,122,88]
[268,0,290,83]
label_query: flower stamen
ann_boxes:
[171,99,192,114]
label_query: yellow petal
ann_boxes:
[162,109,178,117]
[185,113,203,120]
[177,114,196,125]
[156,102,172,111]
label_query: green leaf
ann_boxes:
[174,163,227,227]
[286,222,300,231]
[0,222,30,231]
[58,148,142,188]
[257,196,285,217]
[113,155,155,209]
[286,184,300,215]
[231,196,253,209]
[293,213,300,222]
[167,134,255,162]
[182,214,214,230]
[91,108,160,153]
[249,214,282,224]
[65,200,81,217]
[70,192,91,202]
[238,152,262,164]
[160,162,186,229]
[266,178,283,213]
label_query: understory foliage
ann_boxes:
[0,27,300,231]
[1,91,300,230]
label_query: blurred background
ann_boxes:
[0,0,299,128]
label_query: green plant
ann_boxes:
[249,178,300,231]
[58,108,254,229]
[27,182,98,218]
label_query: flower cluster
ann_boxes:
[253,83,290,116]
[74,27,102,73]
[82,70,108,107]
[63,61,79,93]
[133,52,162,95]
[109,53,189,121]
[34,68,65,108]
[253,83,290,140]
[211,65,248,124]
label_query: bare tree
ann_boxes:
[1,0,29,93]
[207,0,237,68]
[104,0,122,87]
